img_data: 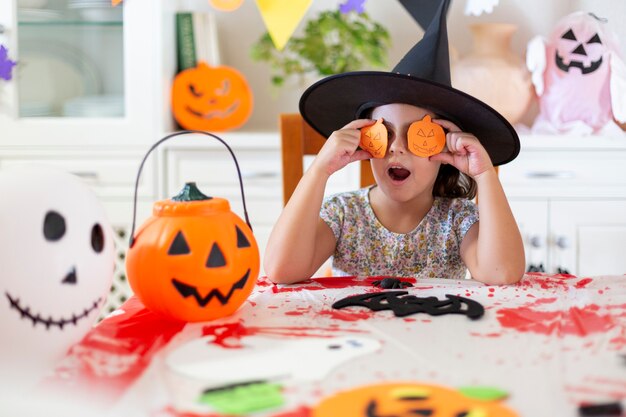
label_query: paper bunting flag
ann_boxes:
[0,45,17,81]
[111,0,122,6]
[339,0,366,14]
[255,0,312,51]
[209,0,244,12]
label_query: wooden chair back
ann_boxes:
[280,113,375,206]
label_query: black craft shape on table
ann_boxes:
[371,277,414,289]
[332,291,485,319]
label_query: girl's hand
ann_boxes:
[429,119,493,178]
[312,119,373,177]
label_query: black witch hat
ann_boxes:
[299,0,519,166]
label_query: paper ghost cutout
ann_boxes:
[166,335,381,384]
[164,335,381,413]
[526,12,626,134]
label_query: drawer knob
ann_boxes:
[71,171,99,181]
[525,171,575,179]
[529,235,543,248]
[555,236,569,249]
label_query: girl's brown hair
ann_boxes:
[432,165,477,199]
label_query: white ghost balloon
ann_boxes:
[0,167,115,390]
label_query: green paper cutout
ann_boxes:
[198,381,284,415]
[458,386,509,402]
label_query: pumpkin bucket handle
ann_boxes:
[129,130,252,248]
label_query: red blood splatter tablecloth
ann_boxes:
[7,273,626,417]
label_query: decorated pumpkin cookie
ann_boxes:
[408,115,446,157]
[312,382,518,417]
[360,118,388,159]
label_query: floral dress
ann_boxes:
[319,187,479,279]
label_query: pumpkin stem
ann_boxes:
[171,182,213,202]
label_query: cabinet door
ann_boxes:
[508,199,549,273]
[550,200,626,276]
[0,0,158,147]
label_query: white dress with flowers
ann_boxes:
[320,187,478,279]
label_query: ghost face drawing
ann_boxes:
[0,168,114,386]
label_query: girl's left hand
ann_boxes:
[429,119,493,178]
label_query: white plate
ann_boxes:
[17,8,63,22]
[63,94,124,117]
[17,39,102,117]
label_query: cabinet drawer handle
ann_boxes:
[525,171,575,179]
[72,171,99,181]
[242,171,279,180]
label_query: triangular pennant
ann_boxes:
[255,0,312,51]
[111,0,122,6]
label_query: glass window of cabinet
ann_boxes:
[16,0,124,118]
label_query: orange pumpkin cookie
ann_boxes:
[407,115,446,158]
[126,182,259,322]
[359,118,388,159]
[312,382,519,417]
[171,62,253,132]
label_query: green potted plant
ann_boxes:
[250,9,391,87]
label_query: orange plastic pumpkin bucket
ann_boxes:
[126,131,260,322]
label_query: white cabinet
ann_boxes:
[550,200,626,276]
[501,134,626,276]
[0,0,162,317]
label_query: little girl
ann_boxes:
[264,0,525,285]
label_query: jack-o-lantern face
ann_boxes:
[360,118,388,159]
[312,382,519,417]
[0,168,114,381]
[549,13,619,76]
[555,28,603,74]
[407,115,446,158]
[126,183,259,322]
[171,62,253,131]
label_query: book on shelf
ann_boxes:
[176,11,221,73]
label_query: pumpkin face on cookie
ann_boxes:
[408,115,446,158]
[312,382,518,417]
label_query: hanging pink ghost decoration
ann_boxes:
[526,12,626,134]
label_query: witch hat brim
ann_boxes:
[298,0,520,166]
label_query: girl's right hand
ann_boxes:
[311,119,374,177]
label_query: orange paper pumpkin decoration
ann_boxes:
[407,114,446,158]
[313,382,519,417]
[359,118,388,158]
[126,183,259,322]
[171,62,253,131]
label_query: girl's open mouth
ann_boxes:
[388,166,411,182]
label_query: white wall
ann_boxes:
[178,0,626,131]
